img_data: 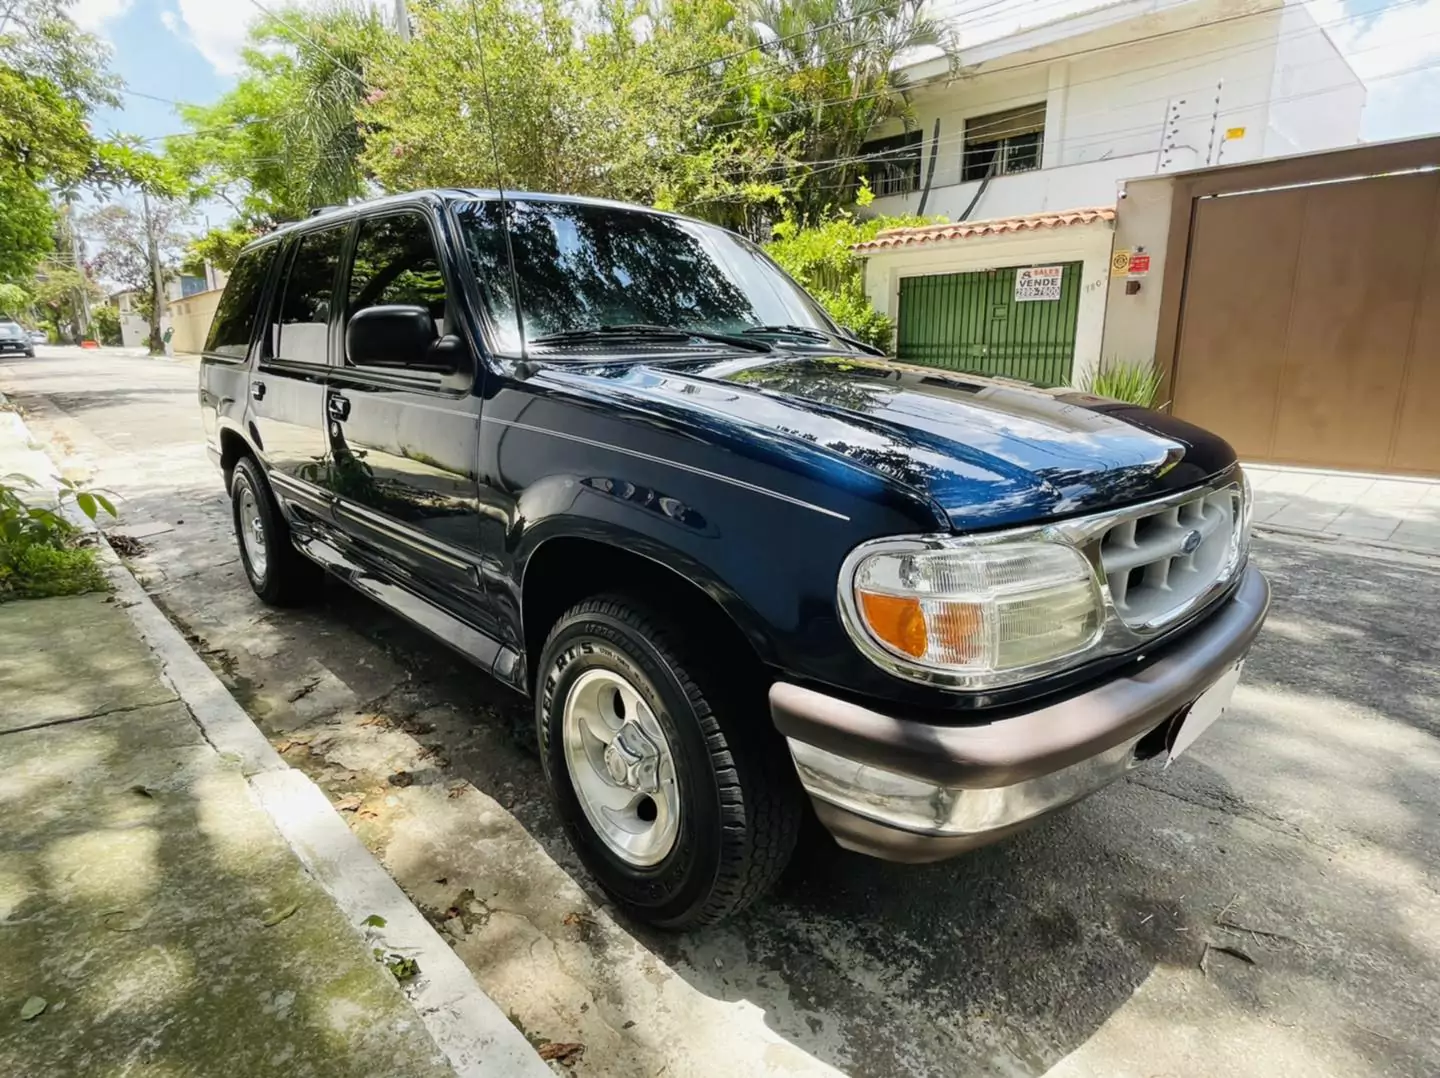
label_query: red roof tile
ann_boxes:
[851,206,1116,253]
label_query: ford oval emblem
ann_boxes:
[1181,529,1203,555]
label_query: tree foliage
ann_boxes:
[0,172,55,283]
[31,262,100,340]
[765,187,937,350]
[170,4,389,223]
[182,222,259,275]
[0,282,31,319]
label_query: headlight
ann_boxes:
[841,537,1104,688]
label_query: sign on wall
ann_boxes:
[1127,253,1151,276]
[1014,265,1064,301]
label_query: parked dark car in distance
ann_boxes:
[0,321,35,358]
[199,190,1269,927]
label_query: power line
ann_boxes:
[703,0,1424,134]
[737,55,1440,195]
[243,0,367,86]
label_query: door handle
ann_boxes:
[250,381,266,400]
[327,395,351,421]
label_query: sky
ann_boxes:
[73,0,1440,217]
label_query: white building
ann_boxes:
[856,0,1363,386]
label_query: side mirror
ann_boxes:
[346,304,457,374]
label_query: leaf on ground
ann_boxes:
[363,914,386,928]
[358,714,389,727]
[446,783,466,799]
[333,793,365,813]
[537,1041,585,1066]
[261,903,300,927]
[19,997,46,1021]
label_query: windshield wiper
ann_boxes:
[529,323,772,353]
[742,323,885,356]
[740,323,832,343]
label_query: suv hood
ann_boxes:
[542,354,1238,530]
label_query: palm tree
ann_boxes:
[746,0,953,221]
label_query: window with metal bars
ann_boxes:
[858,131,923,196]
[961,103,1046,182]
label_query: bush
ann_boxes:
[1080,360,1164,408]
[0,473,115,602]
[764,189,943,354]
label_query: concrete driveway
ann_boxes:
[3,347,1438,1078]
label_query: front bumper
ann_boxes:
[772,564,1270,862]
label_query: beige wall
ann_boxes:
[1099,175,1177,369]
[169,287,223,355]
[861,222,1116,387]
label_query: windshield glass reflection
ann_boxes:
[454,199,834,353]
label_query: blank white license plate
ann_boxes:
[1167,661,1244,765]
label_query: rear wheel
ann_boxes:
[537,596,802,928]
[230,456,317,605]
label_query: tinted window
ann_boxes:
[271,225,346,365]
[345,212,448,367]
[204,245,276,358]
[456,200,830,354]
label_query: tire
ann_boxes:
[537,596,802,929]
[230,456,317,606]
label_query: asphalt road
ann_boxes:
[5,347,1438,1078]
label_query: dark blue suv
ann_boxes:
[200,191,1269,927]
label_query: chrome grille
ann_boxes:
[1098,486,1239,627]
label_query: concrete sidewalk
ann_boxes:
[1248,463,1440,551]
[0,399,549,1078]
[0,594,460,1078]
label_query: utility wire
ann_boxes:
[243,0,367,86]
[702,0,1423,133]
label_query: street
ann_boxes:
[3,347,1438,1078]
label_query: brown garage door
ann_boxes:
[1171,168,1440,474]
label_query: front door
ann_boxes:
[250,223,348,526]
[323,207,491,632]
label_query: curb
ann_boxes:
[1255,522,1440,561]
[2,391,551,1078]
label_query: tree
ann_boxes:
[182,222,258,275]
[0,282,30,320]
[85,199,192,352]
[0,172,54,283]
[170,4,388,223]
[88,301,120,345]
[723,0,953,222]
[31,262,101,341]
[764,186,938,350]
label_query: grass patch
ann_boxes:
[0,542,108,601]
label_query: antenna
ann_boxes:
[467,0,527,360]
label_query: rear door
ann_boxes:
[323,206,491,630]
[250,222,349,526]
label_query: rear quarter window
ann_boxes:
[205,245,278,358]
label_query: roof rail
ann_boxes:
[308,205,345,217]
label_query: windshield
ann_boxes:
[0,322,24,340]
[454,199,837,354]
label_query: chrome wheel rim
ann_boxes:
[562,668,680,867]
[238,486,268,580]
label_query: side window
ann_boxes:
[345,212,448,367]
[204,244,276,358]
[270,225,346,366]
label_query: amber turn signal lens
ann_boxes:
[858,591,927,658]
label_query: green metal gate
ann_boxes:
[895,262,1083,386]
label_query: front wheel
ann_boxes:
[537,596,802,928]
[230,456,317,606]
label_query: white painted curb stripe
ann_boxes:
[1,393,549,1078]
